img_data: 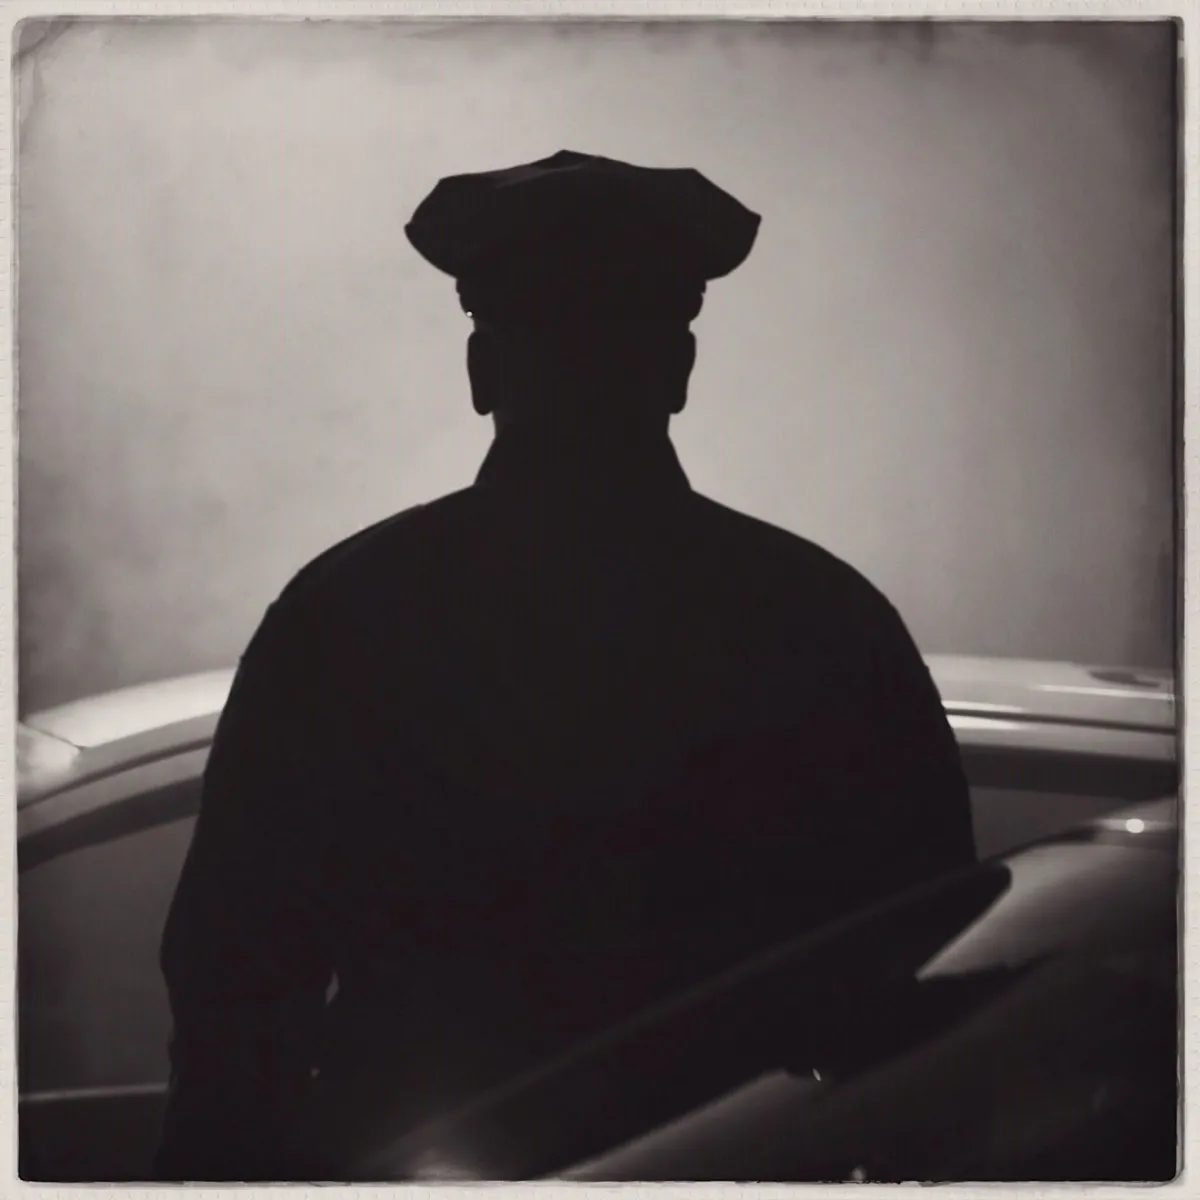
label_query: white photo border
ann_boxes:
[0,2,1191,1197]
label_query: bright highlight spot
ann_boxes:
[1125,818,1146,834]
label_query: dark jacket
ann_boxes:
[155,429,975,1180]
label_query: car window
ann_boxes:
[19,799,198,1095]
[960,745,1177,860]
[969,787,1129,861]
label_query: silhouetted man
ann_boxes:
[155,151,976,1182]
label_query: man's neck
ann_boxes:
[475,419,690,499]
[493,412,671,446]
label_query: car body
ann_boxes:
[372,795,1177,1183]
[16,656,1178,1181]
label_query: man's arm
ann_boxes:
[860,598,978,893]
[154,598,342,1181]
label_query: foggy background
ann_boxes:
[16,19,1176,714]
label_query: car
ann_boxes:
[369,794,1178,1183]
[16,656,1178,1181]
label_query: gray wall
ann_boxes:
[17,20,1176,713]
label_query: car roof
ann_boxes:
[17,670,235,809]
[21,668,237,749]
[925,655,1174,734]
[16,655,1176,809]
[22,656,1175,752]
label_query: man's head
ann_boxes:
[463,318,697,433]
[405,151,760,434]
[459,234,702,430]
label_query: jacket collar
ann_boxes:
[474,424,692,503]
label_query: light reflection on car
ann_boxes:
[16,656,1178,1181]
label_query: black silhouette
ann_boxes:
[154,151,976,1181]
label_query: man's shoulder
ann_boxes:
[690,493,895,617]
[274,488,478,611]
